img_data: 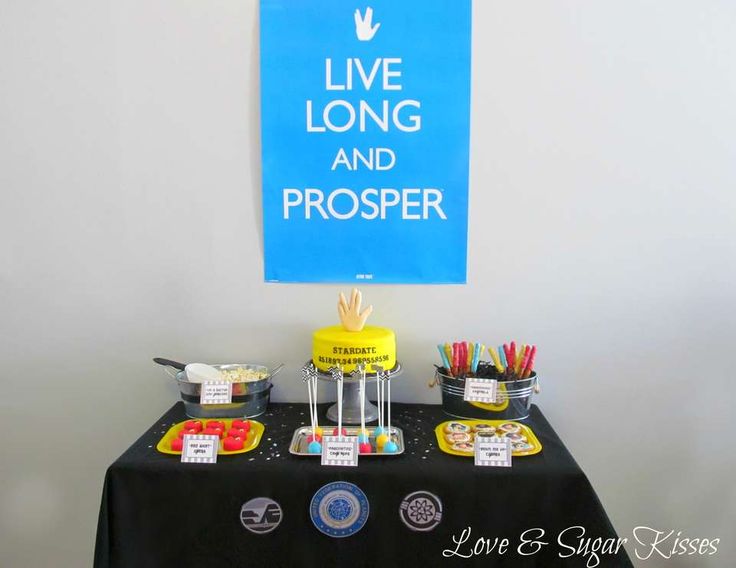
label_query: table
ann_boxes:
[94,403,632,567]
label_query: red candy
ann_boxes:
[359,442,372,454]
[223,436,245,451]
[170,438,184,452]
[183,420,203,432]
[202,427,224,439]
[227,428,248,438]
[205,420,226,431]
[232,419,251,432]
[177,428,199,438]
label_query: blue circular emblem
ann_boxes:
[310,482,369,538]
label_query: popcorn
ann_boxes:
[220,367,269,383]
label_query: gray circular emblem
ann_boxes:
[240,497,283,534]
[399,491,443,532]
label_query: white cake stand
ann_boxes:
[309,361,403,425]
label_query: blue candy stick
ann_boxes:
[437,344,451,370]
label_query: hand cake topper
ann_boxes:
[338,288,373,332]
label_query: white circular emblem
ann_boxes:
[399,491,443,532]
[240,497,283,534]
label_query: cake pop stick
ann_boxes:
[329,365,346,436]
[372,364,385,437]
[372,365,389,449]
[310,367,321,436]
[302,363,322,453]
[383,370,398,453]
[354,364,371,453]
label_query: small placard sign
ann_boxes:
[475,435,512,467]
[200,381,233,405]
[463,378,498,403]
[181,435,219,464]
[321,436,359,467]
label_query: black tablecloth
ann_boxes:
[94,403,632,568]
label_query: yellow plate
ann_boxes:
[435,419,542,457]
[468,383,510,412]
[156,418,265,456]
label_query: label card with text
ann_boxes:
[475,435,512,467]
[260,0,471,283]
[464,378,498,403]
[200,381,233,405]
[181,435,219,464]
[321,436,359,467]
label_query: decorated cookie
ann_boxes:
[504,432,527,443]
[473,424,497,435]
[512,441,534,452]
[444,421,471,434]
[445,432,471,443]
[498,422,521,434]
[451,441,474,453]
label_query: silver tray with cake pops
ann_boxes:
[290,362,404,457]
[289,426,405,456]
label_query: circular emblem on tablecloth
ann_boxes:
[399,491,443,532]
[240,497,283,534]
[310,482,369,538]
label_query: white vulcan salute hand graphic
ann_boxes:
[354,7,380,41]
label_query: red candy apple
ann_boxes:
[223,436,245,451]
[183,420,203,432]
[170,438,184,452]
[231,419,251,432]
[227,428,247,438]
[205,420,226,431]
[202,427,224,439]
[177,428,199,438]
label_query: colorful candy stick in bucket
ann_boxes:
[437,344,451,372]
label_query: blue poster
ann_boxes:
[260,0,471,283]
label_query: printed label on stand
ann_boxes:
[181,435,219,464]
[463,378,497,403]
[321,436,359,467]
[475,435,512,467]
[200,381,233,405]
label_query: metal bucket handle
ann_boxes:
[268,363,284,380]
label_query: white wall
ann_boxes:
[1,1,734,566]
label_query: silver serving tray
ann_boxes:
[289,426,405,456]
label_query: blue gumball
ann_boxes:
[308,441,322,454]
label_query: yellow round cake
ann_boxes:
[313,325,396,373]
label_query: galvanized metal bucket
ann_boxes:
[161,363,282,419]
[431,368,539,421]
